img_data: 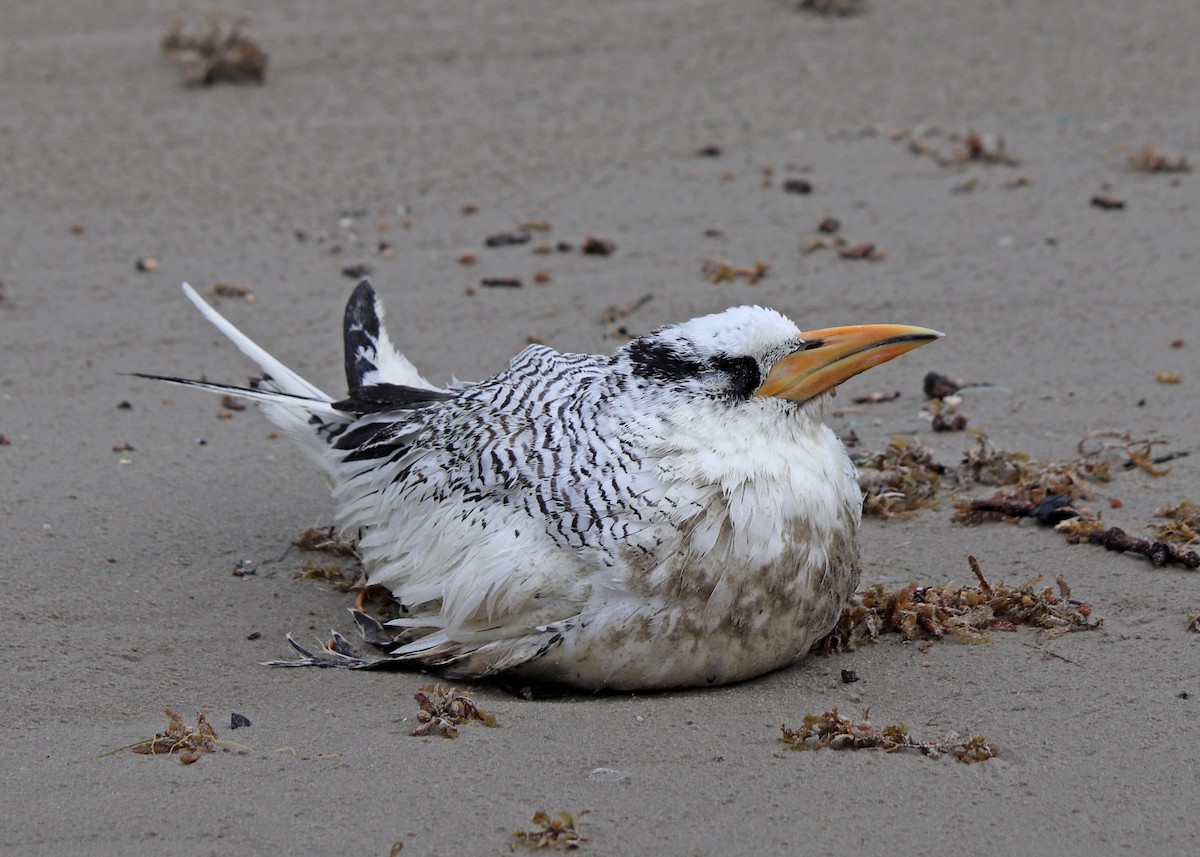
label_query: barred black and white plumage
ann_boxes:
[143,280,939,690]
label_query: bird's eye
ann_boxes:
[710,354,761,400]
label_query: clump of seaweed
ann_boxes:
[1129,142,1191,174]
[855,437,946,518]
[820,556,1099,653]
[963,434,1107,495]
[131,710,219,764]
[701,258,770,284]
[161,12,267,85]
[1077,430,1174,477]
[780,708,998,763]
[511,810,590,851]
[294,559,362,591]
[294,526,359,558]
[292,526,363,590]
[1151,502,1200,545]
[411,684,497,738]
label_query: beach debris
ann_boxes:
[695,145,723,158]
[800,224,884,260]
[931,413,969,432]
[1090,193,1126,211]
[580,236,616,256]
[135,257,159,273]
[1129,142,1191,174]
[600,295,653,326]
[533,269,553,284]
[1151,502,1200,545]
[293,526,359,558]
[1057,520,1200,569]
[458,251,477,265]
[220,393,247,412]
[947,131,1019,166]
[208,282,255,301]
[485,230,532,248]
[851,390,901,405]
[838,242,885,261]
[161,12,267,86]
[600,295,654,339]
[781,708,997,763]
[1077,430,1174,477]
[1156,372,1181,384]
[820,556,1099,653]
[840,669,860,684]
[782,178,813,194]
[294,559,362,591]
[481,277,524,289]
[511,810,590,851]
[1005,174,1033,188]
[963,433,1107,496]
[230,712,252,729]
[855,437,945,519]
[1189,613,1200,633]
[892,127,1018,168]
[701,258,770,284]
[131,710,219,764]
[410,684,497,738]
[341,263,372,280]
[796,0,866,16]
[922,372,961,399]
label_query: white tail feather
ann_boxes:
[181,282,332,401]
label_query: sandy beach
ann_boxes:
[3,1,1199,854]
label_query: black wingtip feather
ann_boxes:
[343,279,380,391]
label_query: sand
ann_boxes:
[3,1,1199,854]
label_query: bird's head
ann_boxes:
[623,305,941,415]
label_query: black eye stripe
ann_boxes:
[711,354,761,399]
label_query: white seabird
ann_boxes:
[143,281,939,690]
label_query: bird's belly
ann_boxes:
[511,529,860,690]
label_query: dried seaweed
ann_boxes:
[1078,430,1173,477]
[294,559,362,591]
[819,557,1099,653]
[892,128,1018,168]
[701,258,770,284]
[208,281,255,301]
[855,437,945,518]
[946,131,1019,166]
[1152,502,1200,545]
[780,708,998,763]
[965,434,1107,494]
[411,684,497,738]
[511,810,590,851]
[161,13,267,86]
[131,710,219,764]
[293,526,359,558]
[1129,142,1191,174]
[1188,612,1200,633]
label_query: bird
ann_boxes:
[142,281,940,691]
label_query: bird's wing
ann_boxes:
[325,346,658,672]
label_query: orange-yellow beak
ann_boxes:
[755,323,942,403]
